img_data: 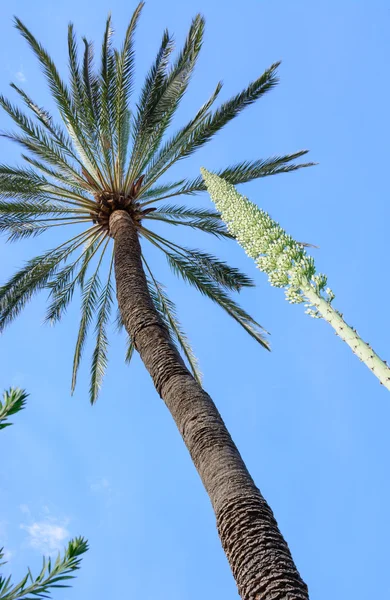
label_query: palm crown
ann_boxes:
[0,4,312,402]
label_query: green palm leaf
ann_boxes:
[140,80,223,192]
[14,18,104,188]
[141,226,269,348]
[140,63,280,191]
[144,206,231,239]
[145,152,315,202]
[165,249,269,348]
[90,255,114,403]
[134,14,206,179]
[81,38,100,127]
[71,240,109,393]
[46,234,106,323]
[125,29,175,188]
[143,258,202,383]
[114,2,144,184]
[0,229,97,330]
[125,336,135,364]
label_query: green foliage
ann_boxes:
[0,389,88,599]
[0,7,312,402]
[0,388,28,430]
[143,257,202,383]
[0,537,88,600]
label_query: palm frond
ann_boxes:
[176,249,254,291]
[68,23,87,120]
[138,180,185,201]
[82,38,100,126]
[0,228,98,331]
[114,2,144,186]
[0,165,50,200]
[173,61,280,159]
[143,256,202,383]
[144,208,231,238]
[124,29,174,188]
[45,233,106,323]
[167,253,269,347]
[20,153,89,190]
[0,198,77,217]
[131,14,206,179]
[167,250,269,347]
[90,254,114,404]
[0,93,88,186]
[99,15,116,186]
[147,204,222,219]
[14,17,76,124]
[145,152,316,201]
[141,227,253,290]
[79,38,112,186]
[41,183,97,208]
[68,24,105,177]
[141,61,280,192]
[149,13,205,135]
[0,214,90,242]
[164,13,204,105]
[125,336,135,364]
[115,307,136,365]
[140,226,269,348]
[71,239,110,393]
[11,82,55,128]
[140,80,222,192]
[11,78,105,189]
[0,91,70,158]
[14,18,104,188]
[9,83,75,154]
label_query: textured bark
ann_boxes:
[110,210,309,600]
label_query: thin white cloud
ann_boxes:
[15,70,26,82]
[21,518,70,554]
[19,504,31,516]
[21,521,69,553]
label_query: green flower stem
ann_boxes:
[201,167,390,392]
[302,284,390,390]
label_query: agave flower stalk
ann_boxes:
[201,169,390,391]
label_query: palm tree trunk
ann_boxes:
[110,210,309,600]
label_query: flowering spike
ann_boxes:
[201,168,390,392]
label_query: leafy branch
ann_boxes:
[0,537,88,600]
[0,388,28,430]
[0,388,88,599]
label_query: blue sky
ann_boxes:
[0,1,389,598]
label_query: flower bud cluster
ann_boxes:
[201,169,335,317]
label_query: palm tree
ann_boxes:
[0,6,311,599]
[202,169,390,392]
